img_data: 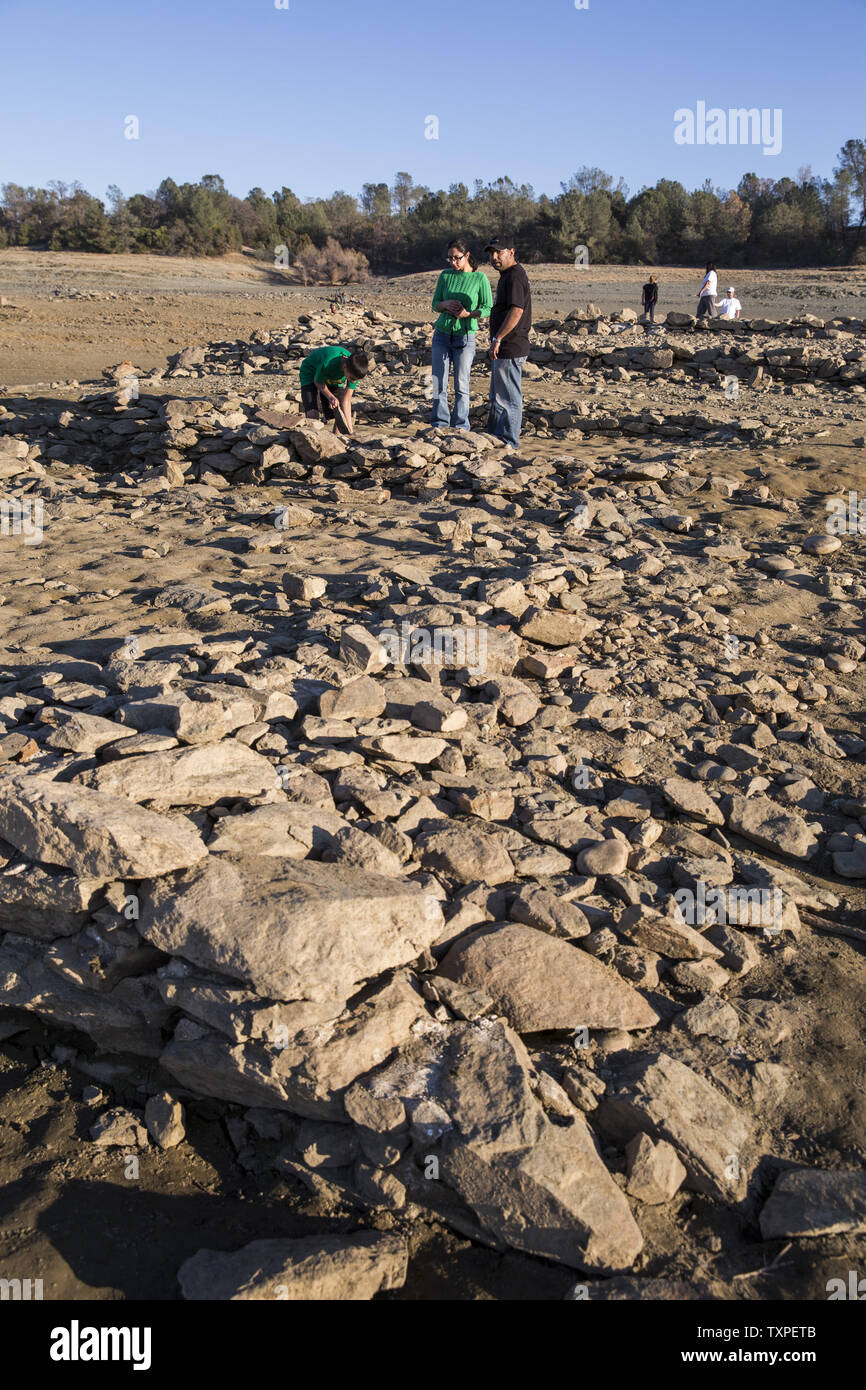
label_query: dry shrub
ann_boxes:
[295,237,369,285]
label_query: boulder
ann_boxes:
[0,862,107,940]
[0,774,206,880]
[759,1169,866,1239]
[207,802,348,858]
[625,1132,687,1204]
[39,708,139,756]
[596,1052,751,1200]
[286,426,347,464]
[417,825,514,886]
[0,932,171,1056]
[618,905,723,961]
[90,1108,149,1149]
[160,975,425,1120]
[518,608,600,647]
[438,923,659,1033]
[661,776,725,827]
[577,839,630,875]
[145,1092,186,1149]
[509,884,590,939]
[117,691,256,744]
[137,854,445,1003]
[378,1019,644,1273]
[319,677,387,721]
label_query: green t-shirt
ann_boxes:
[432,269,494,335]
[299,345,359,390]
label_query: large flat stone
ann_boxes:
[76,742,276,806]
[661,776,725,827]
[0,774,206,879]
[39,708,139,756]
[724,794,820,861]
[206,802,349,857]
[156,970,340,1046]
[278,975,426,1118]
[0,861,107,940]
[117,691,256,745]
[160,1024,291,1109]
[618,905,723,961]
[161,975,427,1120]
[759,1169,866,1239]
[416,825,514,886]
[138,854,445,1003]
[319,677,386,722]
[832,842,866,879]
[178,1232,408,1300]
[441,1111,643,1275]
[518,608,600,647]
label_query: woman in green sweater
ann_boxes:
[430,238,493,431]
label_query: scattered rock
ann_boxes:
[724,794,820,861]
[145,1092,186,1149]
[178,1232,409,1300]
[90,1107,149,1148]
[759,1169,866,1239]
[625,1132,687,1204]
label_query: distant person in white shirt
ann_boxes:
[715,287,742,320]
[697,262,718,318]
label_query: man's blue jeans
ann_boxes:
[431,328,476,430]
[487,355,526,449]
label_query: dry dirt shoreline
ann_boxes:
[2,249,866,388]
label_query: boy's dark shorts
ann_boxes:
[301,383,337,421]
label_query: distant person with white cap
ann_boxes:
[715,286,742,320]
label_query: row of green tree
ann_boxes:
[1,141,864,269]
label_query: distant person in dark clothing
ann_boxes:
[483,237,532,450]
[642,275,658,323]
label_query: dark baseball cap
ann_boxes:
[483,236,516,253]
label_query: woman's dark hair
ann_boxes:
[706,261,716,271]
[447,237,478,271]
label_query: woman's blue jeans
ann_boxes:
[431,328,476,430]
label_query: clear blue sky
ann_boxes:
[1,0,863,205]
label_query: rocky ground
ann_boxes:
[1,264,865,1302]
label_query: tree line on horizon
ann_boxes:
[1,141,864,274]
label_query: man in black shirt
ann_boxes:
[642,275,658,323]
[484,237,532,449]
